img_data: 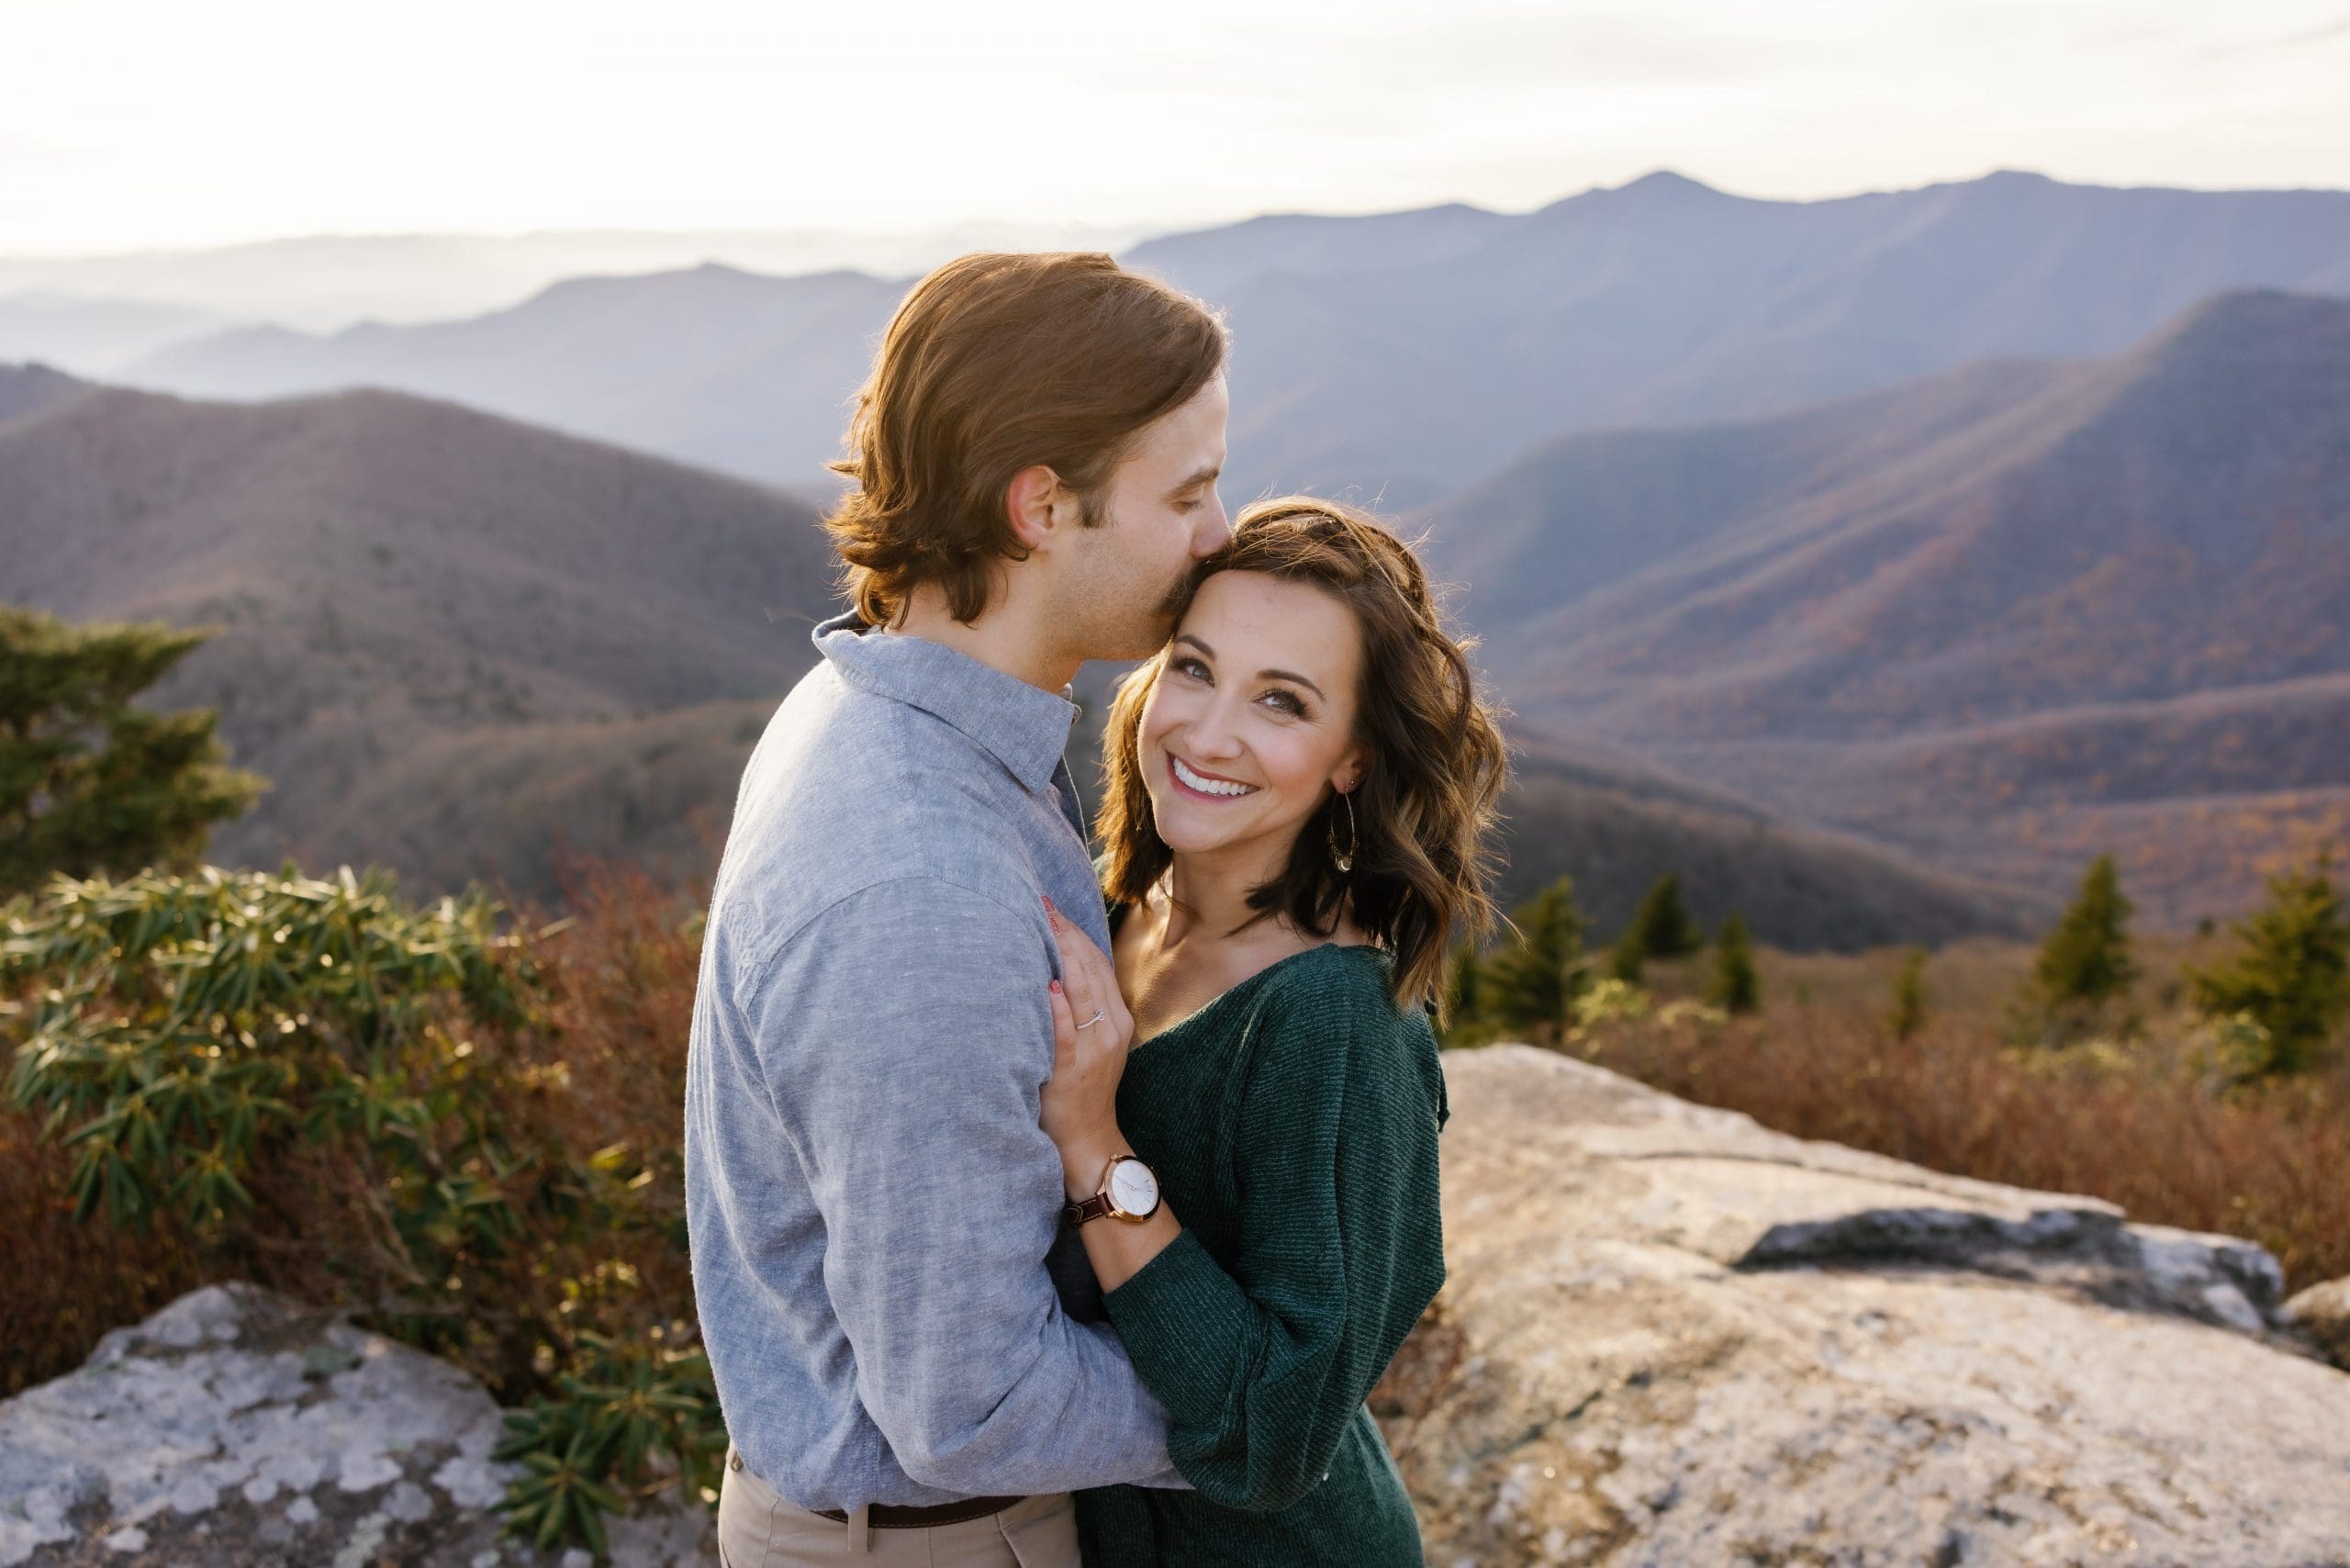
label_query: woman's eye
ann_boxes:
[1172,657,1210,682]
[1260,689,1306,717]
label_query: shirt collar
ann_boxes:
[811,610,1077,795]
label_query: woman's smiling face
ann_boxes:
[1138,569,1367,861]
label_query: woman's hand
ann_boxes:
[1040,898,1136,1200]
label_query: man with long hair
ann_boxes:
[687,252,1230,1565]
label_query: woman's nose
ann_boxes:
[1185,701,1244,759]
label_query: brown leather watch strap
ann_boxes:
[1064,1193,1115,1226]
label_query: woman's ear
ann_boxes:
[1331,753,1368,796]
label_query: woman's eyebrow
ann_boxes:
[1260,668,1325,700]
[1173,634,1323,700]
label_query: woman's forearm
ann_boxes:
[1080,1199,1182,1293]
[1061,1138,1182,1293]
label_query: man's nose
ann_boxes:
[1192,497,1232,557]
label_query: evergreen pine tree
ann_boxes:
[1610,872,1706,982]
[1629,872,1704,958]
[1,605,266,898]
[1483,877,1586,1037]
[1889,946,1930,1042]
[1607,924,1646,985]
[1705,912,1759,1014]
[1439,942,1486,1046]
[2035,854,2137,1010]
[2188,853,2350,1076]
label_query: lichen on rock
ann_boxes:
[0,1283,712,1568]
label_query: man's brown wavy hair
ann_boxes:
[1095,498,1508,1019]
[823,252,1227,627]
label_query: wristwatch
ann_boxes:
[1064,1153,1161,1226]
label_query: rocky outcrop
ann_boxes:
[2284,1275,2350,1371]
[1383,1045,2350,1567]
[8,1049,2345,1566]
[0,1283,713,1568]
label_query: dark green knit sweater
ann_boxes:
[1075,922,1448,1566]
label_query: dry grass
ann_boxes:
[1561,940,2350,1294]
[498,847,716,1343]
[0,1097,210,1395]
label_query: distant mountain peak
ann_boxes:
[523,259,777,308]
[2125,287,2350,382]
[0,359,86,390]
[1535,169,1731,219]
[688,259,759,277]
[1613,169,1721,198]
[1925,168,2074,210]
[2162,286,2337,332]
[0,360,93,427]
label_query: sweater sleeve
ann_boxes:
[1098,954,1447,1511]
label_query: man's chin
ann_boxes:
[1097,610,1181,664]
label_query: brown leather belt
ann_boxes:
[811,1496,1025,1529]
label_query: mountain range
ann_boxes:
[6,169,2344,935]
[0,364,2031,946]
[0,219,1156,341]
[104,170,2350,511]
[0,295,232,378]
[0,365,841,897]
[122,266,903,504]
[1420,288,2350,925]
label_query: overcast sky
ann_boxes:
[6,0,2349,255]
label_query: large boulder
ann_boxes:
[0,1283,713,1567]
[2284,1276,2350,1371]
[1384,1045,2350,1566]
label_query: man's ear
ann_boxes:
[1004,464,1073,554]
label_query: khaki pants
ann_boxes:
[717,1444,1080,1567]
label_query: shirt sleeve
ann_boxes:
[753,876,1179,1495]
[1096,962,1448,1511]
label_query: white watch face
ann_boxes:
[1108,1159,1159,1216]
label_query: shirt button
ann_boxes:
[730,1452,744,1472]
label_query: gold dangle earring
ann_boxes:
[1327,789,1358,873]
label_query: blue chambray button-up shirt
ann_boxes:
[684,610,1180,1510]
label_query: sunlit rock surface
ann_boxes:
[1380,1045,2350,1567]
[0,1283,713,1567]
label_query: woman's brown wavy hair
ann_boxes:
[1095,498,1508,1019]
[824,252,1227,627]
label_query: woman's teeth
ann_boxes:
[1172,756,1257,797]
